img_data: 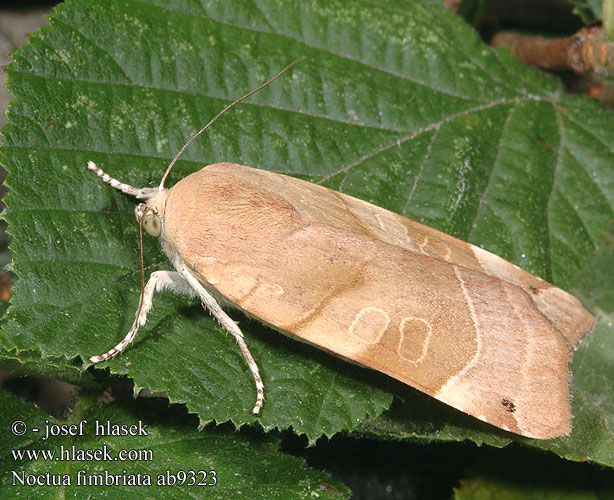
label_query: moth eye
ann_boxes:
[143,214,161,237]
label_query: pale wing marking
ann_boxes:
[435,265,482,398]
[397,317,432,365]
[349,307,391,344]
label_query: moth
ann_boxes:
[88,62,594,439]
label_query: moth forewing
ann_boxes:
[156,163,594,439]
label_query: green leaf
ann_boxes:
[0,392,348,499]
[1,0,613,458]
[0,347,88,385]
[568,0,602,23]
[453,444,614,500]
[0,391,50,462]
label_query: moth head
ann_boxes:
[135,189,168,238]
[142,210,161,237]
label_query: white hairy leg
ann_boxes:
[178,262,265,416]
[90,271,197,363]
[87,161,159,199]
[90,263,265,415]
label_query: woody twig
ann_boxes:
[491,23,614,74]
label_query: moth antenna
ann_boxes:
[87,161,159,199]
[137,213,146,308]
[89,211,147,364]
[159,58,302,189]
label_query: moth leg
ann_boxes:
[87,161,159,200]
[178,263,265,416]
[90,271,196,363]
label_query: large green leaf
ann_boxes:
[0,391,348,498]
[1,0,613,458]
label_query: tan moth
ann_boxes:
[88,62,595,439]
